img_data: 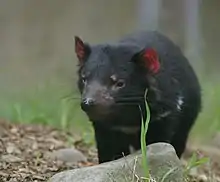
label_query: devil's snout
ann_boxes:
[81,98,96,112]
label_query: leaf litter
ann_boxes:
[0,119,97,182]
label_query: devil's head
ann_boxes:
[74,36,160,122]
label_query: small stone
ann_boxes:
[6,143,21,154]
[10,127,18,134]
[45,148,87,165]
[46,138,65,148]
[197,174,208,182]
[1,154,23,163]
[189,168,198,176]
[33,175,46,180]
[8,178,17,182]
[32,142,38,150]
[215,177,220,182]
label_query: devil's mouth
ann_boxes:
[81,105,113,120]
[86,111,112,121]
[81,101,142,122]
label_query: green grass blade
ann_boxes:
[139,89,151,180]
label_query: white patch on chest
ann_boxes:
[176,95,184,111]
[155,110,172,120]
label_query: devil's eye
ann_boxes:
[115,80,125,88]
[110,75,125,89]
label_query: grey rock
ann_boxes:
[45,148,87,165]
[49,143,184,182]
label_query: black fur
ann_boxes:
[75,31,201,163]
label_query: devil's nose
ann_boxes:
[81,98,95,111]
[83,98,95,105]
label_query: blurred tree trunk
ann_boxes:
[201,0,220,75]
[137,0,161,31]
[184,0,203,73]
[159,0,185,50]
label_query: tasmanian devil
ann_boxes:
[74,31,201,164]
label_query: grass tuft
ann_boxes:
[184,152,209,177]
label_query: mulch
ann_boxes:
[0,120,97,182]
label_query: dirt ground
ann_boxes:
[0,119,98,182]
[0,119,220,182]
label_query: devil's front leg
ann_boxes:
[93,122,140,163]
[145,116,180,153]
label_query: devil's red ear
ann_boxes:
[141,48,160,74]
[74,36,89,62]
